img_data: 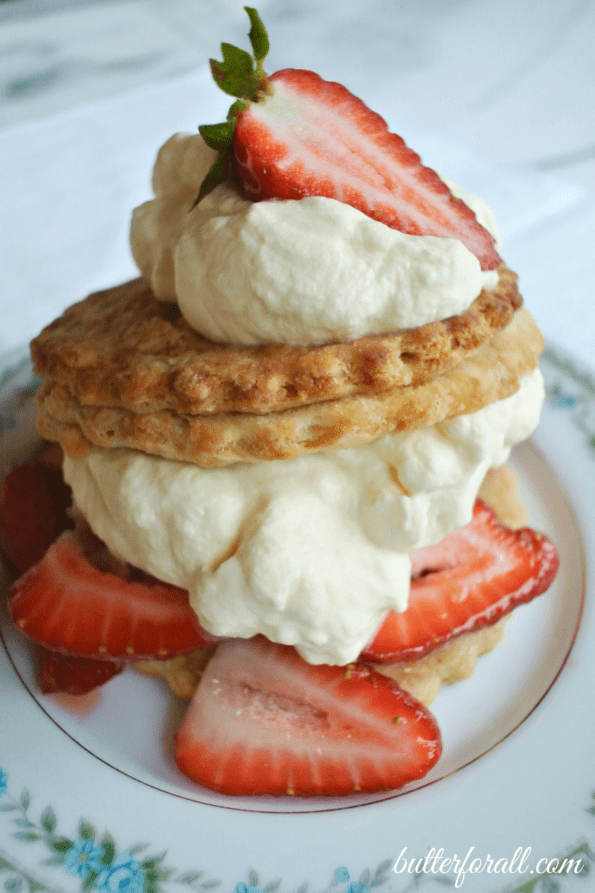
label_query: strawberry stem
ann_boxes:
[246,6,269,72]
[194,7,270,206]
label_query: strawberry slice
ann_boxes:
[8,532,221,662]
[174,636,442,797]
[197,9,500,270]
[360,499,559,664]
[37,646,124,695]
[0,457,74,573]
[234,70,500,270]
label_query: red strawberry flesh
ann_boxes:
[361,499,559,664]
[37,646,124,695]
[8,531,221,662]
[233,69,500,270]
[174,636,442,796]
[0,459,73,573]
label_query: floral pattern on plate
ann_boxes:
[0,766,221,893]
[1,346,595,893]
[1,767,595,892]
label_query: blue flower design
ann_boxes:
[64,838,104,879]
[0,767,7,797]
[233,884,263,893]
[549,385,577,409]
[95,852,144,893]
[333,868,370,893]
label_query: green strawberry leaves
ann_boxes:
[207,5,269,103]
[210,44,257,98]
[193,151,232,206]
[194,7,270,206]
[246,6,270,64]
[199,119,237,151]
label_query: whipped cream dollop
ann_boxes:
[131,133,500,346]
[64,369,544,666]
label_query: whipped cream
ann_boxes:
[439,174,502,254]
[131,133,500,346]
[63,369,544,666]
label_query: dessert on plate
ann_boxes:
[2,8,558,797]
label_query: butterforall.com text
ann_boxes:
[393,845,585,888]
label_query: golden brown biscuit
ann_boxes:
[479,464,527,530]
[135,615,508,707]
[379,619,509,706]
[134,647,217,700]
[35,307,543,467]
[31,264,520,416]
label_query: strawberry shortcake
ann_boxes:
[3,8,558,797]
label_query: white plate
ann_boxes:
[1,346,594,893]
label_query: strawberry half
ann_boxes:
[37,646,124,695]
[174,636,442,797]
[8,532,221,662]
[360,499,559,664]
[197,8,500,270]
[0,457,74,573]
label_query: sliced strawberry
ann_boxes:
[174,637,442,797]
[197,10,500,270]
[360,499,559,664]
[8,532,222,661]
[0,457,73,573]
[234,69,500,270]
[37,646,124,695]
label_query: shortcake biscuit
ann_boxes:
[31,264,520,417]
[35,307,543,467]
